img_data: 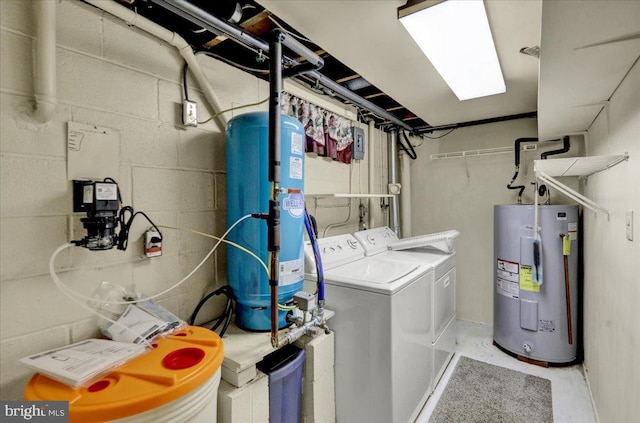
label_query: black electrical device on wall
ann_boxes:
[72,179,162,252]
[72,179,120,250]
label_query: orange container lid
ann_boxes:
[24,326,223,422]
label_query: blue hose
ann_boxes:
[304,208,324,302]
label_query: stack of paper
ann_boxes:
[20,339,147,388]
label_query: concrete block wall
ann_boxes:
[217,331,335,423]
[217,373,270,423]
[0,0,226,399]
[0,0,381,400]
[296,331,336,423]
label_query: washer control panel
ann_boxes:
[354,227,399,256]
[304,234,365,272]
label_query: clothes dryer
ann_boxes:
[354,227,457,390]
[304,234,434,423]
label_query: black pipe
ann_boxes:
[268,34,282,185]
[275,29,324,70]
[415,112,537,135]
[268,33,283,257]
[514,137,539,167]
[541,135,570,159]
[507,137,538,203]
[150,0,412,131]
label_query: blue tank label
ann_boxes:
[283,193,305,218]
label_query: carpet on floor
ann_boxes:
[428,356,553,423]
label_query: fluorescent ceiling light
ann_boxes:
[399,0,506,101]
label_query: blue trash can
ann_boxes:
[257,345,306,423]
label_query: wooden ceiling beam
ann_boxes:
[335,74,361,83]
[205,10,273,49]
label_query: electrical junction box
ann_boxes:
[352,126,365,160]
[293,291,316,312]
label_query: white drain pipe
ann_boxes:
[368,120,377,230]
[388,129,401,236]
[85,0,227,131]
[32,0,57,123]
[400,151,412,237]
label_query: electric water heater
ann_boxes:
[494,205,579,363]
[226,112,305,331]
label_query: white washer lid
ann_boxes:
[324,257,419,284]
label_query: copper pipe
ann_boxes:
[560,234,573,345]
[270,252,280,346]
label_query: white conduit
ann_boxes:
[368,120,377,230]
[32,0,57,123]
[400,151,412,237]
[85,0,227,132]
[388,129,401,236]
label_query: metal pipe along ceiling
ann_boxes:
[150,0,413,131]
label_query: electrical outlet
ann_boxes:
[182,100,198,127]
[144,229,162,258]
[626,210,633,241]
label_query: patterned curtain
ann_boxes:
[281,92,355,164]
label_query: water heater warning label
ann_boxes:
[496,259,519,299]
[497,278,519,299]
[279,258,304,286]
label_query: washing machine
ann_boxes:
[354,227,458,391]
[304,234,434,423]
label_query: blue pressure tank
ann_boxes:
[226,112,305,331]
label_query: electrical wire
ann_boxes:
[95,177,164,251]
[398,130,418,160]
[159,224,294,311]
[267,15,313,43]
[157,224,269,276]
[197,96,269,125]
[195,50,269,74]
[422,128,457,139]
[182,52,270,125]
[182,62,189,101]
[117,207,163,251]
[49,214,253,306]
[188,285,234,337]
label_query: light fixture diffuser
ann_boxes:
[399,0,506,101]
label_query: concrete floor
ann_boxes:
[415,320,598,423]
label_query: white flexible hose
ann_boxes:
[49,243,153,348]
[49,214,252,306]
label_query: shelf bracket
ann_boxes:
[536,171,610,218]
